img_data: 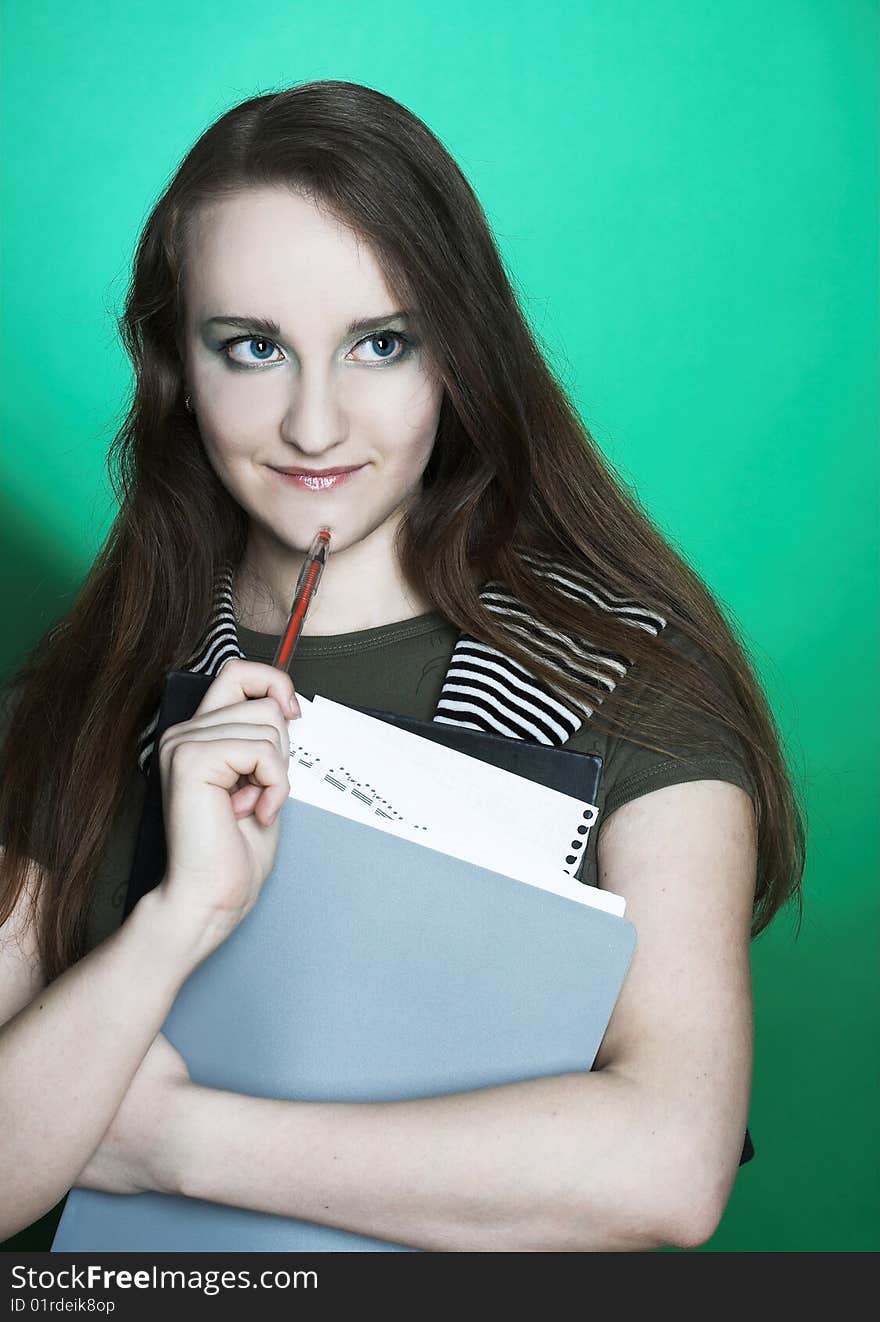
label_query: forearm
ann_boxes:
[173,1069,712,1252]
[0,886,212,1240]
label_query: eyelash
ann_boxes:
[218,329,414,370]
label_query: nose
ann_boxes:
[278,363,348,458]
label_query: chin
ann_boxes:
[281,499,406,552]
[264,515,389,560]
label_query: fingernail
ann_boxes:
[288,695,300,718]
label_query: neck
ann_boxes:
[232,520,434,637]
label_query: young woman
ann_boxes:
[0,79,805,1252]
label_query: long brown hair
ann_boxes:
[0,79,806,983]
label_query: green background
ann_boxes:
[1,1,877,1252]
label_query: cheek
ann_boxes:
[199,419,254,476]
[197,433,262,513]
[388,381,442,473]
[384,423,437,486]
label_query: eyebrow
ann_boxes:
[203,310,414,339]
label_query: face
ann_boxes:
[179,186,444,566]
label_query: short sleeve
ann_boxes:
[601,622,757,818]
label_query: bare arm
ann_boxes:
[165,779,757,1251]
[0,659,299,1242]
[0,855,225,1241]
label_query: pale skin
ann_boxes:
[0,187,757,1250]
[179,184,445,636]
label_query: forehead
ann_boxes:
[183,187,397,312]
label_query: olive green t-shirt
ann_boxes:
[1,610,756,957]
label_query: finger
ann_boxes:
[194,658,300,721]
[160,721,290,760]
[230,781,263,818]
[181,698,294,759]
[167,738,291,819]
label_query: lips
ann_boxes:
[269,464,365,492]
[270,465,363,477]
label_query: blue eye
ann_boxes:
[219,330,413,369]
[350,332,412,364]
[220,336,284,368]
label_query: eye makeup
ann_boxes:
[217,329,416,370]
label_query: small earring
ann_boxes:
[184,394,194,413]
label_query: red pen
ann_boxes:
[271,527,332,672]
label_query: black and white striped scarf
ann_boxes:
[136,551,667,776]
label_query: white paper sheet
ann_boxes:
[284,696,622,917]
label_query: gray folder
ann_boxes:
[52,796,636,1253]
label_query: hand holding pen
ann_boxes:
[154,528,332,958]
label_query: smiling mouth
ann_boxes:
[269,465,365,491]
